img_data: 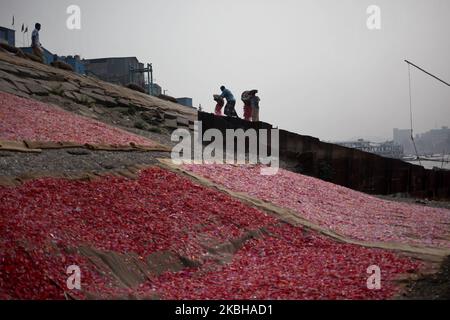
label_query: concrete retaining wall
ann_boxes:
[198,112,450,199]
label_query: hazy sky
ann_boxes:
[1,0,449,141]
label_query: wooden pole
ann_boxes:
[405,60,450,87]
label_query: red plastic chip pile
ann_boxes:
[146,223,422,300]
[0,167,423,299]
[0,92,158,146]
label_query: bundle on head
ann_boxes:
[126,83,146,93]
[50,60,74,72]
[213,94,223,102]
[241,91,252,104]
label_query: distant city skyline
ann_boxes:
[336,125,450,144]
[1,0,449,142]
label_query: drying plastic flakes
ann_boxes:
[183,164,450,248]
[145,223,421,300]
[0,167,423,299]
[0,91,158,146]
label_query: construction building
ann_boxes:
[83,57,145,89]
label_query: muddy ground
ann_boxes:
[402,256,450,300]
[0,149,169,177]
[377,195,450,210]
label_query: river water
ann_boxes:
[406,156,450,170]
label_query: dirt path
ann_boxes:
[403,256,450,299]
[0,149,169,178]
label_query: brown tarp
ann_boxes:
[0,140,41,152]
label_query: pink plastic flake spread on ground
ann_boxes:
[183,164,450,248]
[0,92,158,146]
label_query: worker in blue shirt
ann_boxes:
[220,86,239,118]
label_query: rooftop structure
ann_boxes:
[0,26,15,47]
[83,57,145,89]
[176,97,193,108]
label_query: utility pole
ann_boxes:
[148,63,154,96]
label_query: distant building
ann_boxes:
[83,57,145,89]
[0,26,15,47]
[393,128,413,154]
[394,127,450,155]
[337,139,404,159]
[149,83,162,96]
[19,47,85,75]
[59,55,85,75]
[176,97,193,108]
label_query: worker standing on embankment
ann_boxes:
[220,86,238,118]
[31,23,43,61]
